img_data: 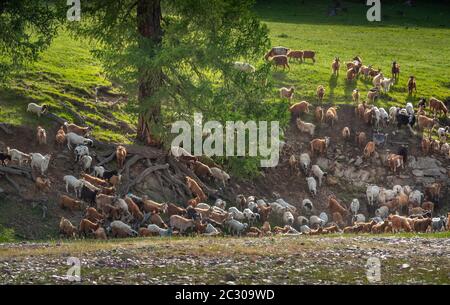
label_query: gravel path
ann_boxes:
[0,236,449,284]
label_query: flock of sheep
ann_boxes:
[0,44,449,240]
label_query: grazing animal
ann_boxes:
[80,155,92,171]
[210,167,230,187]
[350,199,360,215]
[325,107,338,126]
[63,175,84,197]
[55,126,66,146]
[35,176,51,192]
[352,89,360,103]
[387,154,404,174]
[74,145,89,162]
[311,164,326,186]
[331,57,340,75]
[363,141,375,159]
[372,72,384,87]
[431,217,446,232]
[367,87,379,103]
[93,227,107,240]
[288,154,299,174]
[280,87,295,99]
[63,122,91,136]
[342,127,350,141]
[169,215,195,234]
[424,183,441,203]
[59,217,77,238]
[116,145,127,169]
[299,153,311,175]
[388,215,411,233]
[66,132,93,150]
[310,137,329,156]
[80,173,110,188]
[296,118,315,136]
[380,77,395,93]
[110,220,138,238]
[413,218,432,233]
[366,185,380,207]
[6,147,30,166]
[233,61,255,73]
[429,97,448,116]
[80,185,99,205]
[30,153,51,176]
[36,126,47,145]
[306,177,317,197]
[85,207,103,223]
[286,50,303,62]
[328,195,348,217]
[315,106,324,123]
[59,194,83,211]
[391,61,400,79]
[225,219,248,236]
[316,85,325,102]
[302,50,316,63]
[27,103,48,117]
[407,76,417,94]
[265,46,290,60]
[269,55,289,70]
[79,219,100,237]
[417,115,439,131]
[356,132,367,149]
[289,101,311,118]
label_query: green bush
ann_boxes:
[0,225,16,243]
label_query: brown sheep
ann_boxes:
[93,227,107,239]
[417,115,439,131]
[310,137,330,156]
[35,176,51,192]
[407,76,416,94]
[270,55,289,70]
[79,218,100,237]
[36,126,47,145]
[192,161,212,179]
[286,50,303,62]
[363,141,375,159]
[316,85,325,102]
[331,57,340,75]
[315,106,324,123]
[413,218,432,233]
[328,195,348,217]
[59,194,83,212]
[342,127,350,141]
[59,217,77,238]
[289,101,310,119]
[85,207,104,223]
[186,176,207,202]
[124,196,144,222]
[81,173,110,188]
[116,145,127,169]
[356,132,367,149]
[55,126,66,146]
[388,215,411,233]
[167,202,186,217]
[302,50,316,63]
[429,97,448,116]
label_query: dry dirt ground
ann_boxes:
[0,235,449,284]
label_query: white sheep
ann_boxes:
[111,220,138,237]
[27,103,48,117]
[228,207,245,220]
[300,153,311,175]
[256,199,267,207]
[311,164,326,186]
[63,175,84,198]
[114,198,130,218]
[225,219,248,236]
[366,185,380,206]
[379,107,389,126]
[147,224,172,236]
[408,190,423,206]
[380,77,394,93]
[66,132,93,150]
[392,185,403,194]
[243,208,259,224]
[306,176,317,197]
[205,223,219,235]
[210,167,230,187]
[301,199,314,214]
[297,216,309,226]
[319,212,328,225]
[247,201,258,211]
[300,225,311,234]
[309,215,323,228]
[388,106,398,124]
[350,199,360,215]
[353,214,366,223]
[276,198,296,213]
[80,155,92,171]
[282,209,294,225]
[74,145,89,162]
[269,201,285,215]
[402,185,412,195]
[93,166,105,178]
[214,198,227,210]
[233,61,256,73]
[30,153,51,176]
[375,206,389,219]
[6,147,30,166]
[378,188,396,204]
[405,102,414,115]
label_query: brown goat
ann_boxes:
[59,194,83,212]
[36,126,47,145]
[116,145,127,169]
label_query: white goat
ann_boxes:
[380,77,394,93]
[366,185,380,206]
[282,209,294,225]
[30,153,51,176]
[311,164,326,186]
[299,153,311,175]
[66,132,93,150]
[233,61,256,73]
[210,167,230,187]
[225,219,248,236]
[80,155,92,171]
[228,207,245,221]
[63,175,84,198]
[74,145,89,162]
[27,103,48,117]
[350,199,360,215]
[306,176,317,197]
[6,147,30,166]
[93,166,105,178]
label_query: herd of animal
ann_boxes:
[0,45,449,240]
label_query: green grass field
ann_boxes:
[255,0,450,109]
[0,0,449,142]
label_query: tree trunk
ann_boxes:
[136,0,163,146]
